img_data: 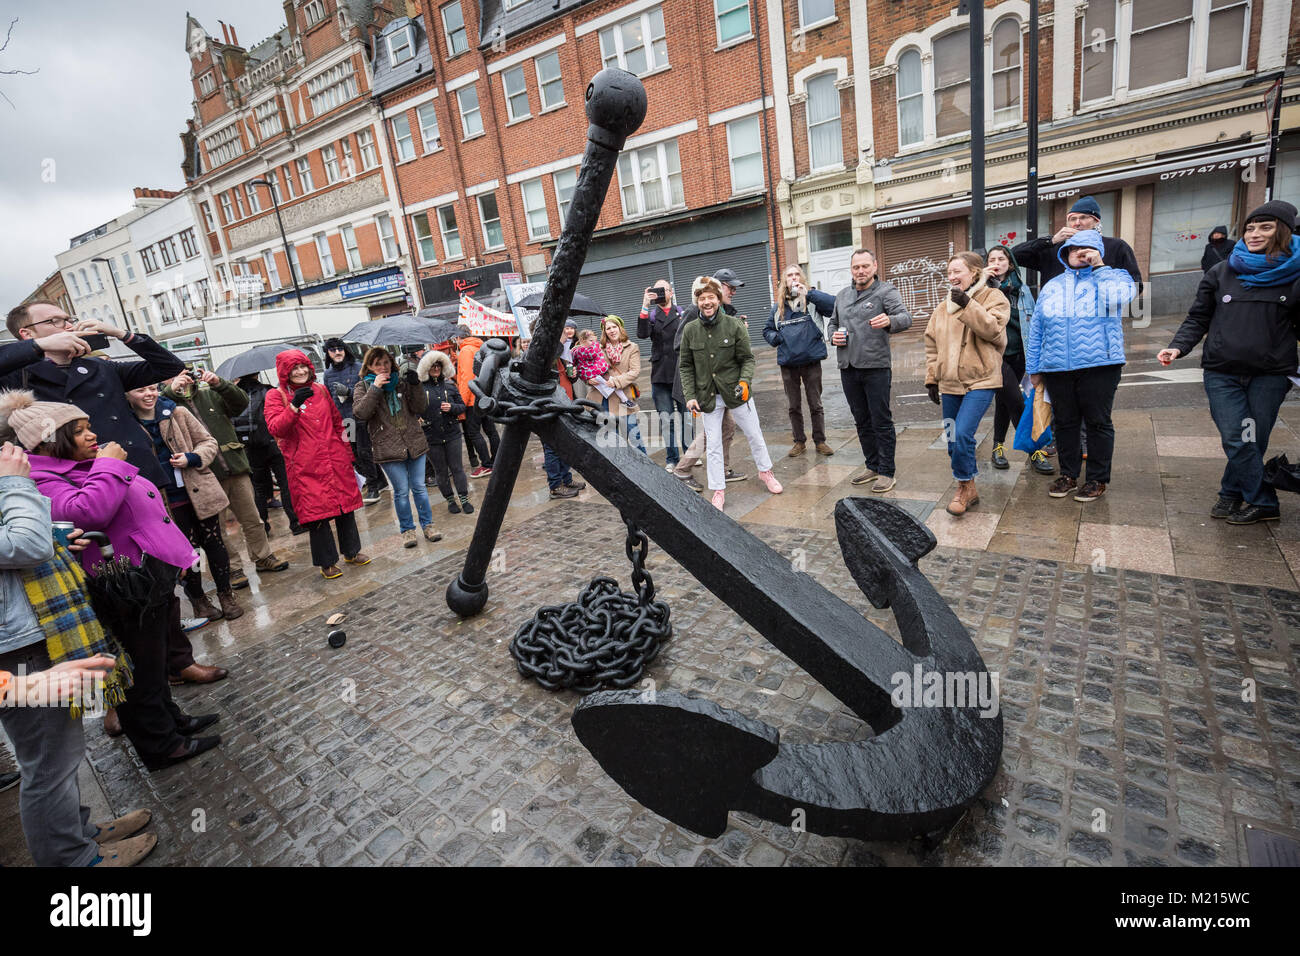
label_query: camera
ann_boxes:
[647,286,667,306]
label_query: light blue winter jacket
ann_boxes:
[1025,230,1137,374]
[0,475,56,655]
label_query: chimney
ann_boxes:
[230,24,239,46]
[218,20,230,44]
[284,1,297,39]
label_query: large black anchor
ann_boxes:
[446,70,1002,841]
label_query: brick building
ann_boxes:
[371,0,787,341]
[181,3,411,321]
[22,270,73,321]
[772,0,1300,332]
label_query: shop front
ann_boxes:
[418,261,517,311]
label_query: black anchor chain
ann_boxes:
[509,517,672,694]
[479,394,602,427]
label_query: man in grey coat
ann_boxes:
[826,248,912,492]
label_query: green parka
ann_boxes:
[678,310,755,413]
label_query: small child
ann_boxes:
[570,329,638,410]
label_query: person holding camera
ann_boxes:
[0,303,185,489]
[265,350,369,579]
[764,264,836,458]
[324,338,385,504]
[163,368,289,587]
[354,348,438,547]
[636,280,686,470]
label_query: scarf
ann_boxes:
[604,341,625,366]
[18,543,133,717]
[363,371,402,417]
[1228,236,1300,288]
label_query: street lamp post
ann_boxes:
[90,256,133,334]
[251,178,304,307]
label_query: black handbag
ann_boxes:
[1263,454,1300,495]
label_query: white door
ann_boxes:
[808,246,854,295]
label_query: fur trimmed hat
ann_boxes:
[0,390,90,451]
[692,275,725,301]
[417,349,455,382]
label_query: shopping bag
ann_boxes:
[1264,454,1300,495]
[1032,385,1053,441]
[1013,386,1053,454]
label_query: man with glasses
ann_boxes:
[636,279,686,471]
[1,302,185,489]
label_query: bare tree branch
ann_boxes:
[0,17,37,107]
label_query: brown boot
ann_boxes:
[946,480,977,516]
[217,591,244,620]
[966,480,980,509]
[190,594,223,622]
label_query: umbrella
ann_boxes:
[215,342,298,380]
[419,318,463,343]
[514,290,607,316]
[340,314,440,347]
[79,537,177,642]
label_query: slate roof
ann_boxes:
[476,0,599,48]
[371,15,436,97]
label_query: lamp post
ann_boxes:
[89,256,132,333]
[251,178,304,307]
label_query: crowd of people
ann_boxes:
[0,194,1295,869]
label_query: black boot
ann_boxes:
[991,443,1010,470]
[446,495,461,514]
[460,495,474,514]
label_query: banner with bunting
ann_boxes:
[458,295,518,337]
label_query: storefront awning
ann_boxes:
[871,139,1269,228]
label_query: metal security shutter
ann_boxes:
[875,221,953,337]
[575,261,672,360]
[669,242,771,349]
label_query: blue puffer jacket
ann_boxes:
[763,288,835,367]
[1026,230,1137,374]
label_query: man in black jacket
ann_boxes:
[1,302,184,488]
[636,279,686,470]
[1013,196,1143,286]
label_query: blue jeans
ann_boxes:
[941,389,996,481]
[600,398,647,454]
[652,382,686,464]
[543,443,572,490]
[379,455,434,531]
[1203,370,1292,509]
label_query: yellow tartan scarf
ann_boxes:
[18,543,132,717]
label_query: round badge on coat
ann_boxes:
[76,366,89,374]
[1222,294,1232,303]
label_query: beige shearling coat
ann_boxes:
[924,270,1011,396]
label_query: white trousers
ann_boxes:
[702,398,771,490]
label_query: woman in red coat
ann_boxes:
[264,350,369,580]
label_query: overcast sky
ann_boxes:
[0,1,288,308]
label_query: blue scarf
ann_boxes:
[1228,236,1300,288]
[363,371,402,417]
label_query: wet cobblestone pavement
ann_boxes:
[75,501,1300,866]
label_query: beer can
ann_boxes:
[52,521,76,548]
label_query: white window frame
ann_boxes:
[262,250,281,290]
[340,224,362,272]
[281,164,296,200]
[243,182,261,214]
[442,2,468,57]
[198,71,216,95]
[553,168,577,226]
[322,144,341,184]
[535,51,565,110]
[219,193,234,224]
[896,47,925,149]
[315,233,335,278]
[200,202,216,232]
[725,114,763,194]
[255,99,283,139]
[989,16,1022,128]
[121,252,136,281]
[68,272,81,297]
[616,139,684,219]
[477,193,505,250]
[437,204,462,259]
[387,25,415,66]
[304,0,326,27]
[412,212,438,265]
[520,178,549,241]
[457,85,483,138]
[340,138,355,177]
[598,7,668,77]
[805,71,843,171]
[502,65,531,122]
[417,102,441,153]
[296,156,315,192]
[376,213,399,262]
[306,60,358,116]
[204,124,243,167]
[798,0,836,30]
[715,0,752,46]
[391,114,416,162]
[1079,0,1251,107]
[357,129,379,169]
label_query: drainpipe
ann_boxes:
[754,1,782,282]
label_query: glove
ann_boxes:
[291,386,313,408]
[948,287,969,309]
[927,383,940,405]
[330,383,349,402]
[734,381,750,403]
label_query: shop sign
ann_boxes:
[339,270,405,300]
[420,261,515,304]
[1159,157,1257,181]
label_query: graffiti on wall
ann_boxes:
[888,254,952,323]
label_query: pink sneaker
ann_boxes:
[758,470,783,494]
[711,490,725,510]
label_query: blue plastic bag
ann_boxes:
[1013,386,1053,454]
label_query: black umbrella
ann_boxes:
[419,318,463,343]
[514,290,607,316]
[79,536,177,641]
[215,343,298,380]
[340,315,441,347]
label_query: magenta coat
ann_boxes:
[264,349,363,523]
[29,453,199,574]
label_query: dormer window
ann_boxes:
[387,24,415,66]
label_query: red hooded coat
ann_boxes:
[264,349,363,523]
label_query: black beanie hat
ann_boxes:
[324,337,346,351]
[1244,200,1297,230]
